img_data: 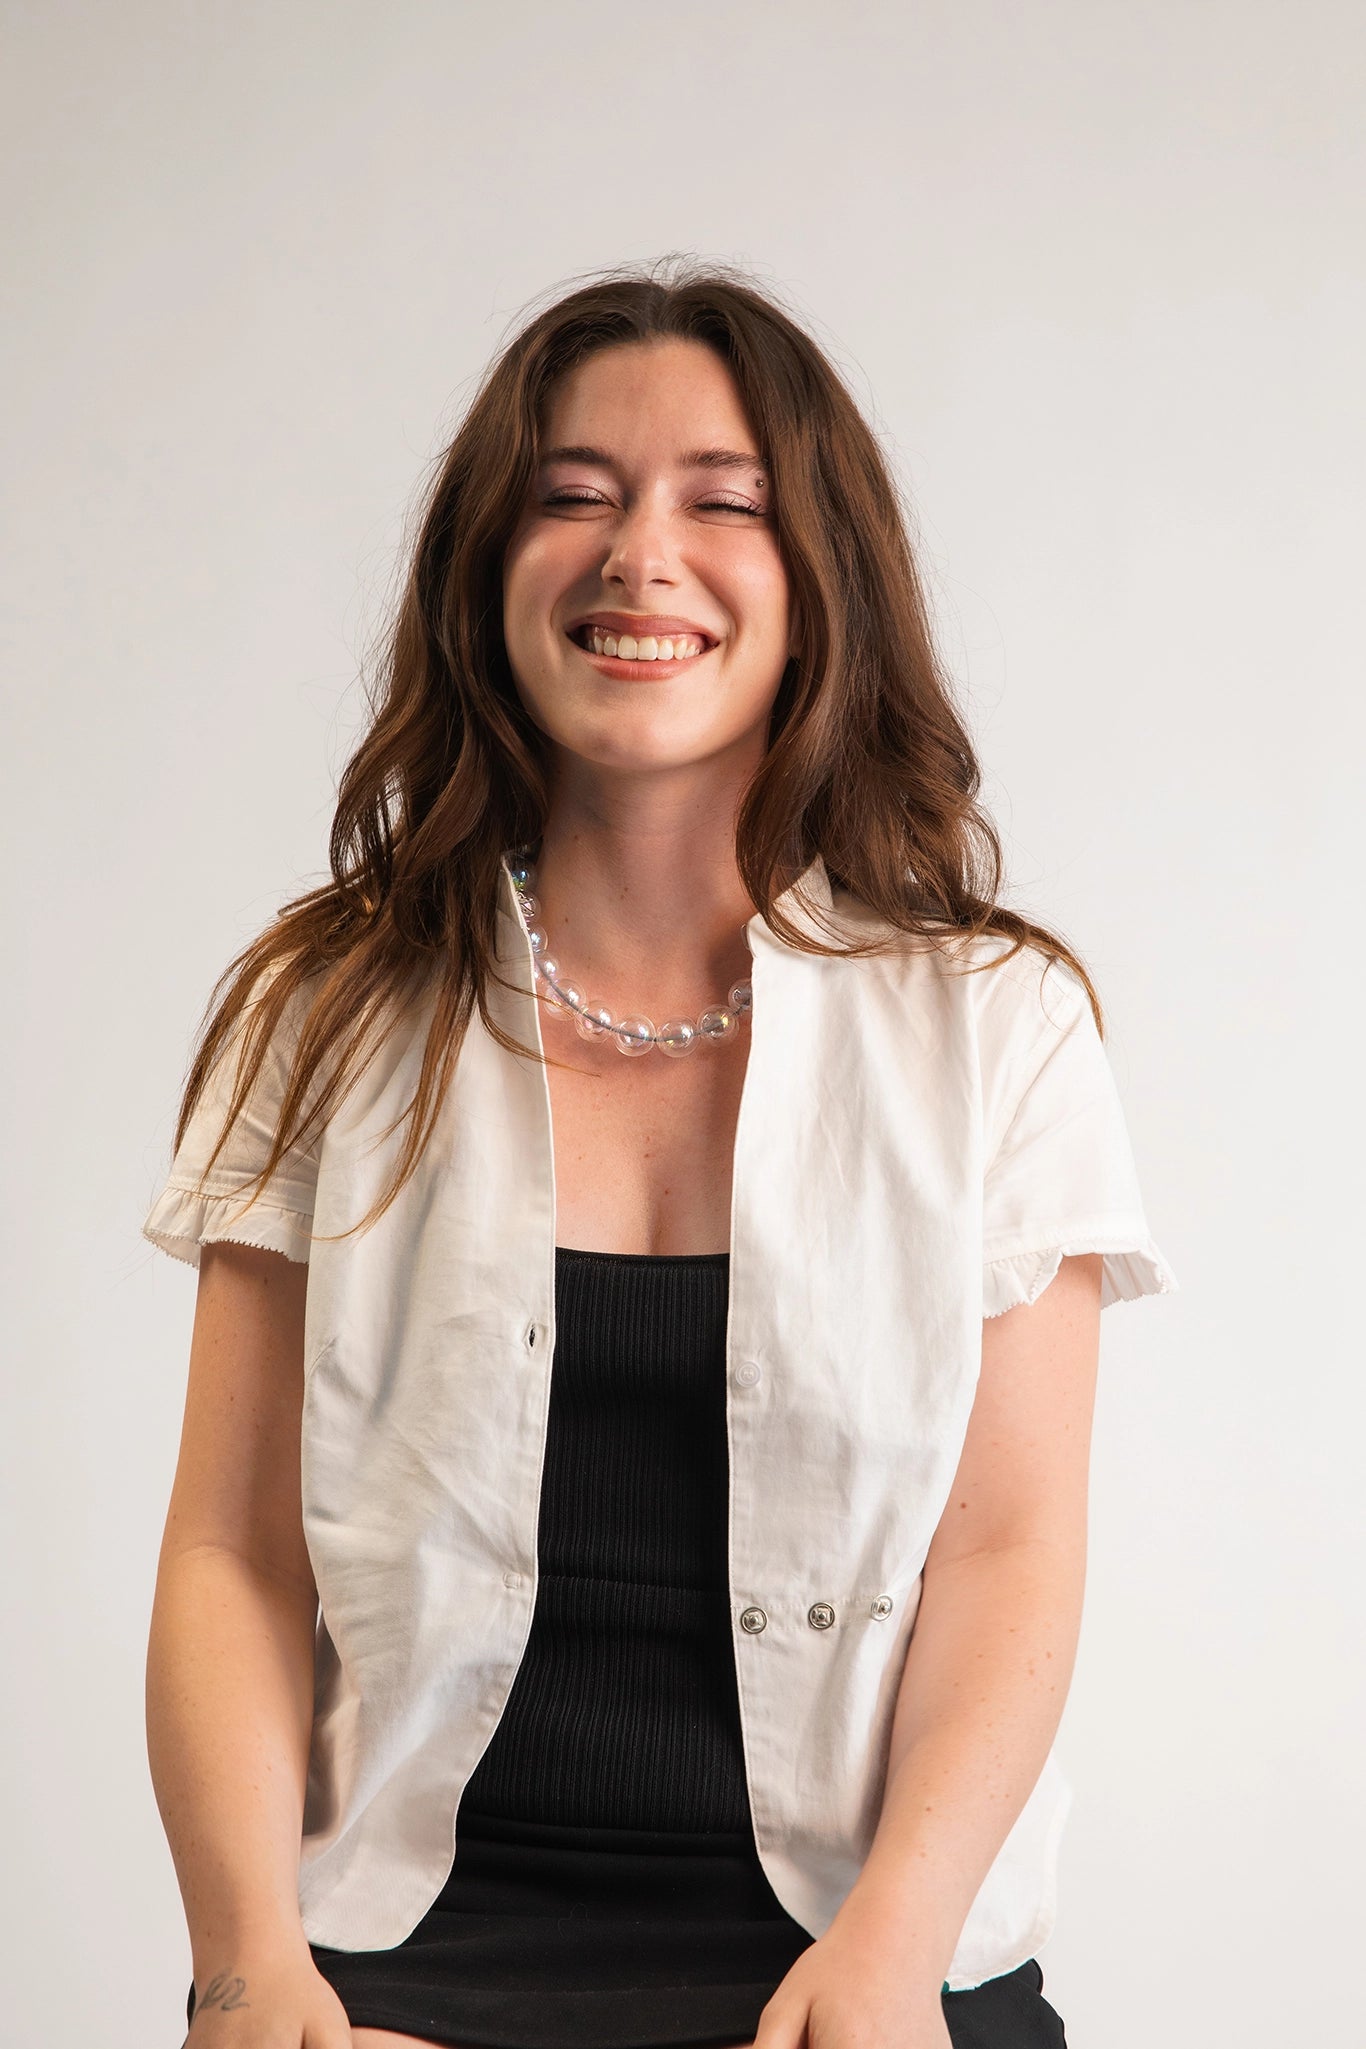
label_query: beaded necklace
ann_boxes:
[506,849,752,1059]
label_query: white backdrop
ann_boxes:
[4,4,1362,2044]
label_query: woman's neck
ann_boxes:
[527,820,757,1019]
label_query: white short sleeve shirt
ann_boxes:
[142,854,1176,1990]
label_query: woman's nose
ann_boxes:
[599,499,678,587]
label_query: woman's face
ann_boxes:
[502,338,795,783]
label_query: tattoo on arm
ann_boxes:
[198,1969,251,2011]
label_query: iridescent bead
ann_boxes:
[657,1018,698,1057]
[508,862,531,889]
[698,1006,737,1042]
[544,977,583,1016]
[575,999,614,1040]
[535,954,560,984]
[526,926,548,954]
[728,979,752,1015]
[613,1016,656,1056]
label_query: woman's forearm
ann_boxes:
[145,1546,318,1976]
[840,1537,1087,1986]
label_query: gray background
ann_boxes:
[4,3,1361,2043]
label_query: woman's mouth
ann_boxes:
[566,623,715,673]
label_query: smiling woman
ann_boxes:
[146,254,1169,2049]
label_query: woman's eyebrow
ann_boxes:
[537,444,767,475]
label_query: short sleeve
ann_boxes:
[981,964,1177,1318]
[141,968,321,1270]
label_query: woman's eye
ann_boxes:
[540,489,765,516]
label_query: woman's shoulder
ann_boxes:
[827,888,1090,1036]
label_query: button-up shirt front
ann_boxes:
[142,853,1175,1991]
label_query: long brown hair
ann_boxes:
[168,254,1103,1247]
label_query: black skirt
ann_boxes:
[187,1809,1065,2048]
[303,1807,1066,2048]
[185,1248,1067,2046]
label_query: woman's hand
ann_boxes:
[185,1938,353,2047]
[750,1891,953,2049]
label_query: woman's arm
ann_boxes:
[145,1240,319,1983]
[840,1250,1103,1985]
[754,1252,1104,2046]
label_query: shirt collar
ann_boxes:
[753,850,836,949]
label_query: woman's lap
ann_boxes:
[339,1957,1066,2048]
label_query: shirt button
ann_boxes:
[870,1595,893,1619]
[807,1602,836,1630]
[739,1606,768,1634]
[734,1360,761,1388]
[504,1571,524,1589]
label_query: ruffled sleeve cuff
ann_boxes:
[983,1226,1178,1319]
[141,1179,315,1269]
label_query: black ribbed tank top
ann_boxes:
[457,1245,752,1834]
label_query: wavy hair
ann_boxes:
[166,254,1104,1246]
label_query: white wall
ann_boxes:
[4,4,1360,2043]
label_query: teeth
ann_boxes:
[581,627,707,661]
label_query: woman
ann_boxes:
[143,258,1175,2049]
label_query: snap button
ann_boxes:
[807,1601,836,1630]
[870,1595,893,1619]
[504,1571,524,1589]
[739,1606,768,1634]
[733,1360,761,1388]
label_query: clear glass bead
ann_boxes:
[516,891,539,923]
[698,1006,737,1042]
[728,979,752,1015]
[575,999,614,1039]
[535,954,559,984]
[508,861,531,889]
[543,977,583,1016]
[613,1015,656,1056]
[657,1018,698,1057]
[526,926,547,954]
